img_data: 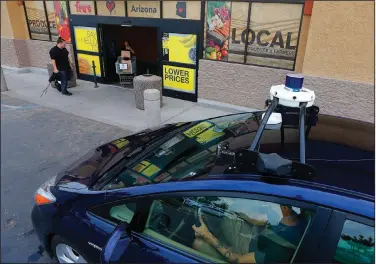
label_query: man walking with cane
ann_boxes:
[49,37,73,96]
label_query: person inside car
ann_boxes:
[192,205,307,263]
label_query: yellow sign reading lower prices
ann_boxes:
[77,53,102,77]
[163,65,196,94]
[167,34,197,65]
[74,27,98,52]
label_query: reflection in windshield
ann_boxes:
[102,113,257,190]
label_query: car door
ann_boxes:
[314,210,374,263]
[91,190,332,263]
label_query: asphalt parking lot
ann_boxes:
[1,95,130,263]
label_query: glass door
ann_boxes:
[70,18,104,82]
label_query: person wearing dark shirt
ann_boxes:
[192,205,306,263]
[49,37,73,96]
[121,41,135,58]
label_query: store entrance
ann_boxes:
[101,24,159,86]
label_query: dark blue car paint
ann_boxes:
[31,113,374,263]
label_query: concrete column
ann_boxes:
[144,89,161,128]
[1,68,8,92]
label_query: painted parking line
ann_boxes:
[1,104,40,112]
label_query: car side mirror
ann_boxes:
[100,222,130,264]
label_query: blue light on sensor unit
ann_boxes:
[285,74,304,92]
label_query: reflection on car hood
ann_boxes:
[55,123,193,189]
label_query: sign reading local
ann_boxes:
[163,65,195,94]
[74,27,98,52]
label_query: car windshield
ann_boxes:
[99,112,259,190]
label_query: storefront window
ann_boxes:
[97,1,125,17]
[23,1,71,42]
[54,1,71,42]
[69,1,95,16]
[24,1,50,41]
[162,33,197,65]
[74,27,99,53]
[246,3,303,70]
[77,53,102,77]
[162,1,201,20]
[45,1,58,41]
[203,1,303,70]
[228,1,248,63]
[127,1,161,19]
[204,1,231,62]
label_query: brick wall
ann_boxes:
[1,38,19,68]
[198,59,374,124]
[1,38,75,69]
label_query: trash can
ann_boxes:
[47,63,77,88]
[133,74,162,110]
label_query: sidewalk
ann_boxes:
[2,68,257,133]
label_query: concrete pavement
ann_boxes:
[2,68,258,133]
[1,95,129,263]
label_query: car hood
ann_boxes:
[55,123,193,189]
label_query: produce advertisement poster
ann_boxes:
[205,1,232,61]
[163,65,196,94]
[54,1,71,42]
[25,1,49,41]
[162,33,197,65]
[77,53,102,77]
[74,27,99,52]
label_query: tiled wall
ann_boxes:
[198,59,374,124]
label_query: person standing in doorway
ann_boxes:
[122,41,135,57]
[49,37,73,96]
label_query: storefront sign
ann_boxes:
[162,33,197,65]
[204,2,303,70]
[69,1,95,15]
[227,1,248,63]
[163,65,196,94]
[97,0,125,16]
[162,1,201,20]
[246,3,302,69]
[74,27,98,52]
[77,53,102,77]
[204,1,232,61]
[54,1,71,42]
[25,1,49,40]
[127,1,160,18]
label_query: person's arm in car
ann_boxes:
[237,212,268,226]
[192,215,257,264]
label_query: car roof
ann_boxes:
[286,115,374,196]
[95,112,374,199]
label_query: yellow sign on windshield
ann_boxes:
[195,128,225,144]
[183,121,213,138]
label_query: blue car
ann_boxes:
[31,111,374,264]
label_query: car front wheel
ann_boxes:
[51,235,87,263]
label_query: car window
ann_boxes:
[333,220,375,264]
[90,202,137,224]
[101,113,256,190]
[141,196,315,263]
